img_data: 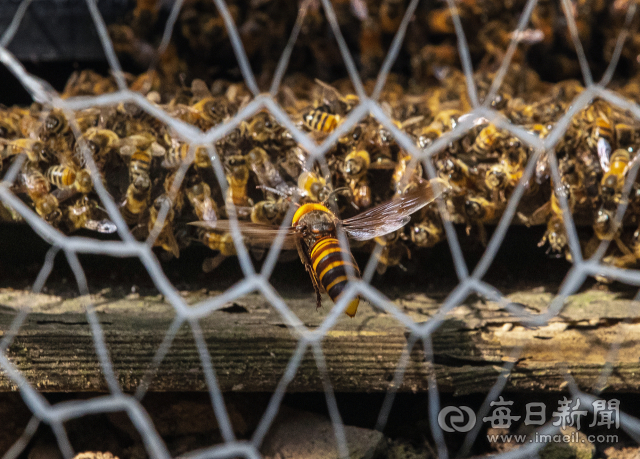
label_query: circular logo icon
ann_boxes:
[438,406,476,433]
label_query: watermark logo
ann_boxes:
[437,397,620,438]
[437,406,476,432]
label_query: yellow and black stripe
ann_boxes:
[593,116,613,144]
[163,144,189,169]
[310,236,361,317]
[130,148,152,181]
[303,109,340,133]
[45,165,76,188]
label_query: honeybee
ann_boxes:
[574,148,600,199]
[61,70,117,98]
[302,81,358,134]
[374,230,411,274]
[65,196,117,233]
[464,194,502,245]
[342,149,372,208]
[191,96,232,131]
[40,109,74,159]
[505,97,536,125]
[82,128,119,155]
[185,178,218,222]
[583,103,614,152]
[119,134,165,185]
[367,124,399,170]
[297,171,332,203]
[599,148,632,203]
[198,229,236,273]
[279,146,307,180]
[437,156,477,194]
[75,169,94,194]
[45,166,77,189]
[247,147,293,196]
[615,121,637,148]
[484,164,510,203]
[417,110,463,148]
[303,105,341,133]
[540,214,568,257]
[162,139,210,169]
[501,143,529,181]
[76,127,120,171]
[0,108,22,139]
[409,210,444,248]
[558,155,584,194]
[41,109,69,137]
[19,105,42,139]
[592,204,632,259]
[591,115,614,151]
[0,201,23,223]
[522,185,572,257]
[121,173,151,225]
[224,155,253,209]
[192,180,445,317]
[16,165,60,223]
[242,112,280,144]
[0,139,47,163]
[74,108,101,132]
[606,225,640,269]
[148,195,180,258]
[251,198,288,225]
[472,124,505,157]
[393,151,423,196]
[314,79,359,115]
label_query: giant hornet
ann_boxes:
[192,180,445,317]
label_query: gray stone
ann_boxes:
[262,406,385,459]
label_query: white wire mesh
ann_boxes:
[0,0,639,458]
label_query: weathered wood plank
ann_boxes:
[0,287,639,393]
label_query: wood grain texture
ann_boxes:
[0,287,639,393]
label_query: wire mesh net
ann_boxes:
[1,0,640,457]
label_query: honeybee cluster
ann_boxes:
[4,63,640,273]
[108,0,640,93]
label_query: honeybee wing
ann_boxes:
[341,179,447,241]
[150,142,167,157]
[52,187,79,203]
[598,137,611,172]
[118,141,137,157]
[200,201,218,222]
[399,115,425,129]
[191,79,212,100]
[84,219,118,234]
[189,220,300,250]
[519,200,551,227]
[314,79,343,100]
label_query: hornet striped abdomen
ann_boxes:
[310,237,361,317]
[190,179,446,318]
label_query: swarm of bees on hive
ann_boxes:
[108,0,640,90]
[2,0,640,291]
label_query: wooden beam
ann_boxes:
[0,287,639,393]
